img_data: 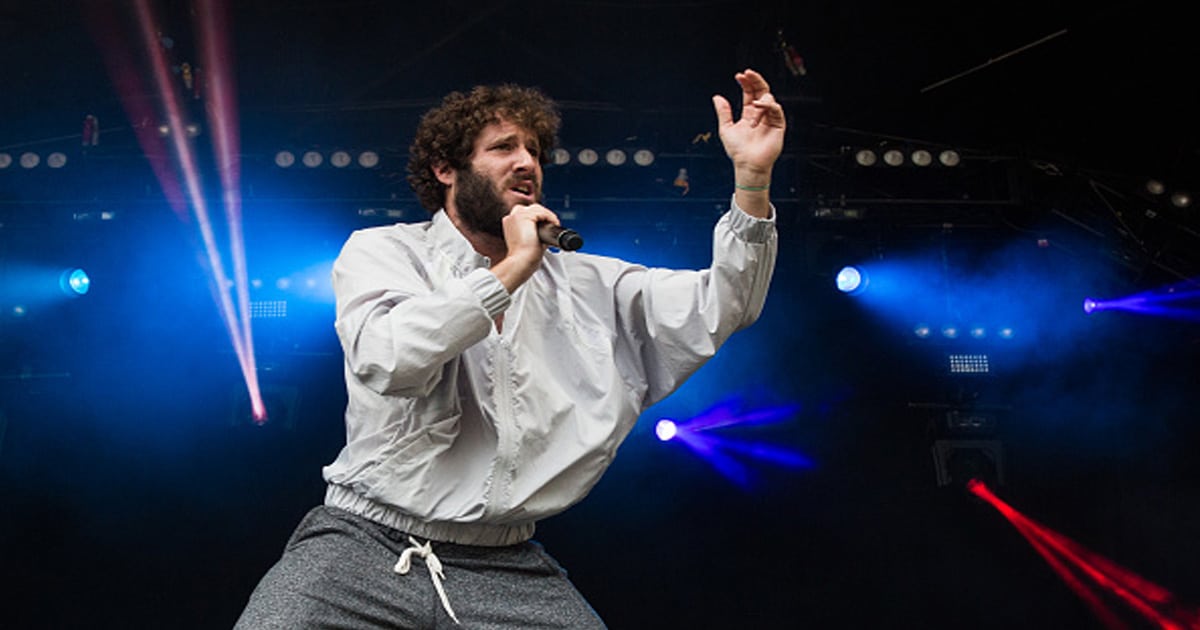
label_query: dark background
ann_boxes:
[3,1,1200,628]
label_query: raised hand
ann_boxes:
[711,69,786,184]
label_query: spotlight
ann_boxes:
[0,152,11,168]
[60,268,90,296]
[12,305,27,317]
[997,327,1015,339]
[633,149,655,166]
[882,149,905,166]
[914,323,932,338]
[550,148,571,166]
[605,149,627,166]
[938,150,961,167]
[835,265,866,294]
[19,152,39,168]
[185,123,201,138]
[969,326,987,339]
[1083,298,1097,313]
[577,148,598,166]
[302,151,323,168]
[1145,179,1166,195]
[941,325,959,339]
[274,150,295,168]
[854,149,877,167]
[911,149,933,167]
[275,278,291,290]
[46,152,67,168]
[358,151,380,168]
[157,124,170,137]
[1170,191,1192,208]
[655,419,677,441]
[330,151,352,168]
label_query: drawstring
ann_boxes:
[394,536,460,625]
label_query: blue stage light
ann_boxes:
[835,266,866,294]
[655,419,677,441]
[60,268,90,296]
[1083,298,1097,313]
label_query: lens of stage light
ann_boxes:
[61,268,90,295]
[997,327,1014,339]
[1083,298,1097,313]
[914,323,932,338]
[655,419,677,441]
[941,325,959,339]
[835,266,864,293]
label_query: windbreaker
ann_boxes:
[323,198,777,545]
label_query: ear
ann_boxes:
[433,162,456,186]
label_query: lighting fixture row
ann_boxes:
[913,323,1015,340]
[851,147,962,168]
[1143,178,1192,209]
[548,148,656,167]
[274,150,381,169]
[0,152,69,169]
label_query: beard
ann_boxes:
[454,168,512,239]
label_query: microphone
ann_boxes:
[537,222,584,251]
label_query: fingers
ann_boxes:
[712,95,734,127]
[510,203,559,226]
[732,68,778,127]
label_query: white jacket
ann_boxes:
[323,199,777,545]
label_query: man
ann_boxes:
[236,68,784,628]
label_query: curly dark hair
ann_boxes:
[407,84,561,213]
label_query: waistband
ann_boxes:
[324,484,536,547]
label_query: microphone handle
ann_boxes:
[537,223,584,251]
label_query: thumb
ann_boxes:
[711,95,734,128]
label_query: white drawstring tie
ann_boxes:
[394,536,460,625]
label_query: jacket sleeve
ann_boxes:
[332,229,510,398]
[614,198,777,408]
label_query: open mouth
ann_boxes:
[509,181,536,201]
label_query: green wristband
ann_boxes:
[735,183,770,192]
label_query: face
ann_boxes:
[442,118,543,237]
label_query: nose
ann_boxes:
[513,145,537,171]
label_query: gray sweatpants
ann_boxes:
[234,506,607,629]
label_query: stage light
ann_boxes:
[1145,179,1166,195]
[275,277,291,290]
[997,327,1015,339]
[60,268,90,296]
[20,152,39,168]
[250,278,263,289]
[0,152,11,168]
[605,149,627,166]
[882,149,904,166]
[655,419,678,441]
[948,353,989,374]
[330,151,351,168]
[633,149,655,166]
[1083,298,1097,313]
[302,151,323,167]
[12,305,27,317]
[185,122,201,137]
[157,124,170,137]
[938,149,961,167]
[941,325,959,339]
[274,150,295,168]
[911,149,933,167]
[835,265,866,294]
[854,149,877,166]
[914,323,932,338]
[577,148,598,166]
[550,148,570,165]
[46,152,67,168]
[969,326,986,339]
[1170,191,1192,208]
[358,151,379,168]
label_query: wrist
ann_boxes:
[733,165,772,188]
